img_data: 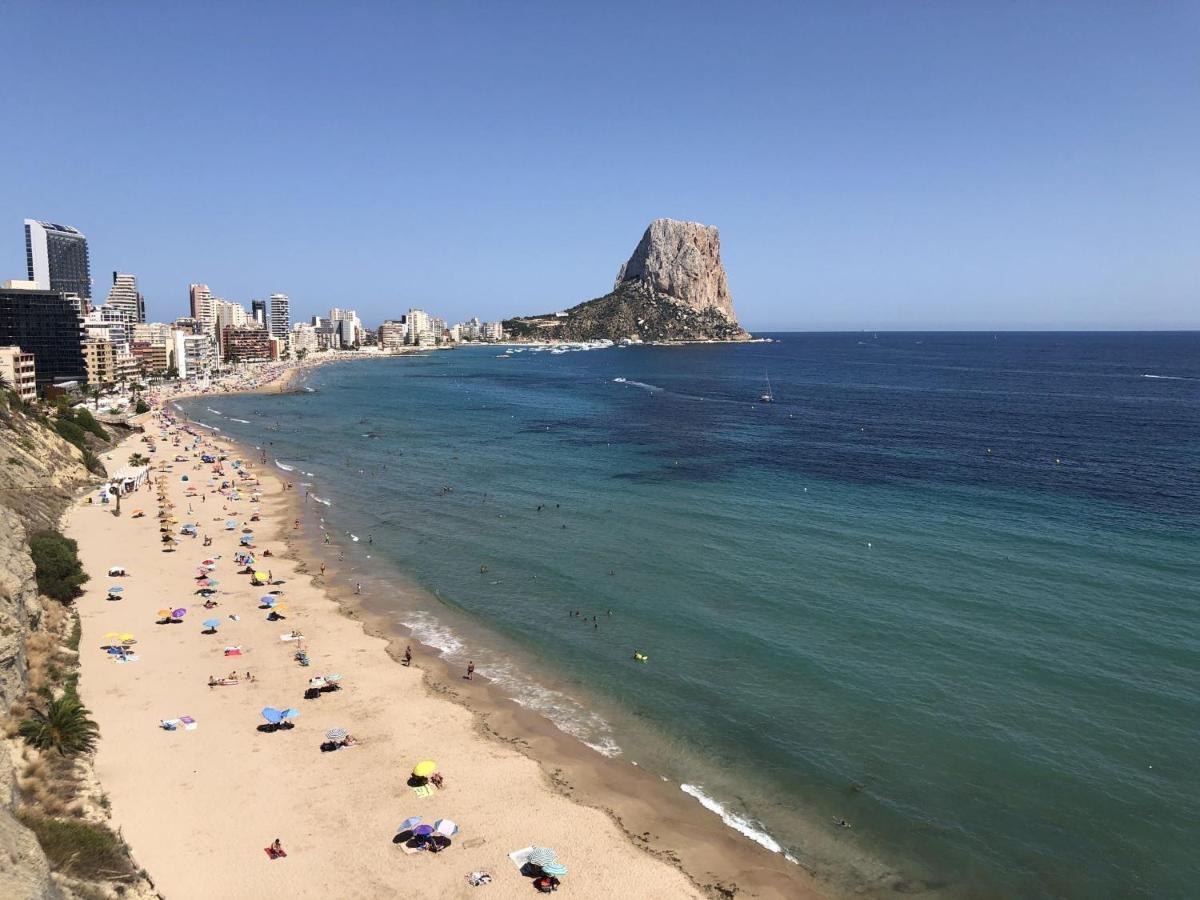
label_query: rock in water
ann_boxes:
[506,218,750,343]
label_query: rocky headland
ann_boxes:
[505,218,751,343]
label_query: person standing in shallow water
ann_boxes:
[465,661,474,680]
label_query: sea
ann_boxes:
[177,333,1200,899]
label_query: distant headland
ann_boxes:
[505,218,751,343]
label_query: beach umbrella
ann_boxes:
[103,631,123,640]
[412,760,437,778]
[542,862,568,877]
[260,595,277,605]
[309,676,327,688]
[172,608,187,618]
[202,559,216,566]
[325,728,347,741]
[527,848,558,867]
[254,571,268,581]
[203,618,221,630]
[118,633,135,643]
[205,580,219,587]
[268,604,287,613]
[324,674,342,684]
[157,608,172,618]
[107,586,124,593]
[239,536,253,545]
[261,707,283,724]
[413,825,434,836]
[182,522,196,528]
[225,520,237,529]
[280,708,300,720]
[396,816,421,833]
[432,819,459,838]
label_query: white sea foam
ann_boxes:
[193,421,222,432]
[680,783,790,857]
[398,611,622,757]
[229,417,250,424]
[206,407,222,415]
[1141,374,1184,380]
[349,534,359,542]
[312,495,332,506]
[274,461,296,472]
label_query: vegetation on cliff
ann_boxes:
[29,531,89,604]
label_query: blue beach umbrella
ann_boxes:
[542,862,567,877]
[203,618,221,630]
[260,595,276,606]
[107,586,124,593]
[280,708,300,720]
[261,707,283,724]
[396,816,421,833]
[240,536,253,545]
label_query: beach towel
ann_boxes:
[264,847,287,859]
[508,847,535,870]
[412,784,436,799]
[466,872,493,886]
[161,719,180,731]
[181,716,197,730]
[279,634,300,642]
[224,647,243,656]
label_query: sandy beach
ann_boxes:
[67,396,820,899]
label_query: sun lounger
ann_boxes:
[508,847,535,870]
[412,784,436,799]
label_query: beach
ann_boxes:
[67,389,818,899]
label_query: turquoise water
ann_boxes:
[180,334,1200,898]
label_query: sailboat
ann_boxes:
[759,371,774,403]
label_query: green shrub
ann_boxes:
[134,399,149,414]
[73,408,109,441]
[7,455,22,467]
[29,530,89,602]
[53,418,87,450]
[16,814,134,880]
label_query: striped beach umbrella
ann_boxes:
[325,728,347,741]
[527,847,558,867]
[542,862,567,877]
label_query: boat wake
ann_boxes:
[614,378,664,393]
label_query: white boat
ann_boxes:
[759,371,774,403]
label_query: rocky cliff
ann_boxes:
[505,219,750,343]
[0,402,99,899]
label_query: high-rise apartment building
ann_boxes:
[222,324,271,363]
[24,219,92,301]
[269,293,290,338]
[105,272,145,325]
[0,281,86,389]
[189,284,216,333]
[252,298,267,325]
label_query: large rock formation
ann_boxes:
[506,219,750,343]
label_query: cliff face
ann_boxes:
[614,219,735,321]
[506,218,750,343]
[0,403,98,899]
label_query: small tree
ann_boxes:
[128,452,149,467]
[19,695,100,756]
[134,398,150,414]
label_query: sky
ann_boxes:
[3,2,1197,330]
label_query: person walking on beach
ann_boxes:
[403,646,412,666]
[465,661,475,680]
[320,562,326,576]
[355,582,361,594]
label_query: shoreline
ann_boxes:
[69,370,824,898]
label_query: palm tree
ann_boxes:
[128,452,149,468]
[19,695,100,756]
[89,385,102,410]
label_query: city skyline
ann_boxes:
[4,4,1197,330]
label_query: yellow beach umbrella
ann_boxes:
[104,631,123,639]
[157,609,172,618]
[254,571,268,581]
[412,760,437,778]
[118,633,135,643]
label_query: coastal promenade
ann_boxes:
[67,415,706,898]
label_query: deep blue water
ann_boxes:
[180,333,1200,899]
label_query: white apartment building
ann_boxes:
[269,293,290,339]
[172,331,216,380]
[291,322,318,355]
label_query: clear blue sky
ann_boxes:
[4,2,1197,330]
